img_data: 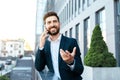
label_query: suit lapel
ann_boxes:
[59,35,66,50]
[45,40,54,72]
[46,40,51,55]
[59,35,66,63]
[45,35,66,71]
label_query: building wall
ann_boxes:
[39,0,120,66]
[35,0,47,52]
[52,0,120,66]
[0,40,24,57]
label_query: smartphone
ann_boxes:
[45,28,50,35]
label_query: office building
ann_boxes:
[0,39,24,57]
[36,0,120,66]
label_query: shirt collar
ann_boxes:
[48,34,62,42]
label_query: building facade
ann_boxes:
[0,39,24,57]
[35,0,47,51]
[36,0,120,66]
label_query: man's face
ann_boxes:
[45,16,60,35]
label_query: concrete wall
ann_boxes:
[82,66,120,80]
[52,0,120,66]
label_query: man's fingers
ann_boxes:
[71,47,76,57]
[60,49,64,53]
[41,30,48,39]
[60,49,66,55]
[65,50,70,54]
[60,48,76,57]
[65,50,71,56]
[60,49,69,57]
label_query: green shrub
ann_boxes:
[84,25,116,67]
[0,75,10,80]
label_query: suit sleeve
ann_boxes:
[70,39,84,75]
[35,48,46,71]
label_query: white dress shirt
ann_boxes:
[48,34,61,78]
[40,34,75,78]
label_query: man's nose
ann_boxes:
[50,22,55,27]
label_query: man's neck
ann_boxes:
[50,33,60,41]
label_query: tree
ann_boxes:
[84,25,116,67]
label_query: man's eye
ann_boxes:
[47,22,51,24]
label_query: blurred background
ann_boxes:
[0,0,120,80]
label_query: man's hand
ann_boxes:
[60,47,76,64]
[39,30,48,48]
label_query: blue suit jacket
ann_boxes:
[35,35,84,80]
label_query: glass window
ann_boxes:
[82,0,85,10]
[87,0,90,6]
[83,0,85,4]
[10,50,12,53]
[19,50,21,53]
[118,1,120,15]
[117,15,120,26]
[75,0,77,12]
[65,6,67,24]
[63,8,65,26]
[10,44,13,47]
[19,45,21,48]
[75,23,79,43]
[78,0,81,9]
[69,28,73,38]
[117,0,120,25]
[84,17,90,56]
[69,0,71,18]
[67,3,68,22]
[78,0,81,14]
[96,8,106,41]
[65,31,68,37]
[72,0,74,15]
[116,0,120,66]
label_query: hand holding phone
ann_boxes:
[39,28,49,48]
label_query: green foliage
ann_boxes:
[84,25,116,67]
[0,75,10,80]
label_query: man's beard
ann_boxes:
[47,26,59,35]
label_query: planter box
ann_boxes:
[82,66,120,80]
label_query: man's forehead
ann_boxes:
[46,16,58,21]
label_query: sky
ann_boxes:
[0,0,37,50]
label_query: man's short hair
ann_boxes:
[43,11,59,24]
